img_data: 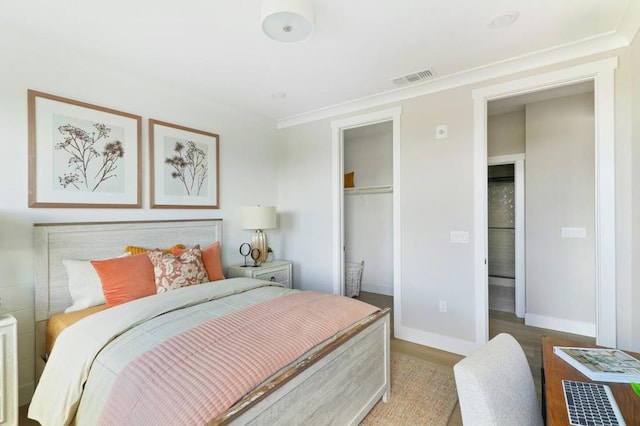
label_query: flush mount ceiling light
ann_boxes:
[261,0,314,43]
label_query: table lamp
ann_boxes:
[241,205,276,266]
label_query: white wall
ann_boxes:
[276,120,334,292]
[0,30,279,404]
[525,93,596,334]
[278,86,479,348]
[487,110,525,156]
[277,47,639,355]
[343,123,393,295]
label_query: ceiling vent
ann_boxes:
[392,69,436,86]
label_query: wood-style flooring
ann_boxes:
[356,291,595,426]
[19,291,595,425]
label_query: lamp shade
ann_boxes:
[241,206,276,230]
[261,0,314,43]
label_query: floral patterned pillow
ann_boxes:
[147,245,209,293]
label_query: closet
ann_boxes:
[343,121,393,296]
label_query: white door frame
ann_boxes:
[488,154,525,318]
[330,107,402,302]
[473,57,618,348]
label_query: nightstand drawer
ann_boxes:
[226,260,293,289]
[254,269,289,285]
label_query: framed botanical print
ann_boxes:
[28,90,142,208]
[149,119,220,209]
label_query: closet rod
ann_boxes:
[344,185,393,195]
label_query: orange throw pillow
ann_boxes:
[91,253,156,307]
[173,242,225,282]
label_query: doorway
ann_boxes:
[487,163,517,315]
[343,121,393,297]
[473,58,617,348]
[486,84,596,340]
[331,107,402,329]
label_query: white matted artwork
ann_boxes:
[149,119,219,209]
[28,90,142,208]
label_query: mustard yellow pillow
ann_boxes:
[124,244,185,255]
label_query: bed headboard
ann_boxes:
[34,219,223,322]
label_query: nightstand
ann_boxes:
[0,314,17,425]
[226,260,293,288]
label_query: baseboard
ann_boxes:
[394,324,479,356]
[361,284,393,296]
[525,313,596,337]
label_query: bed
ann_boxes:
[29,219,390,425]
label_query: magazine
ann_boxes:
[554,346,640,383]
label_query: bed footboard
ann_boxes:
[216,309,391,425]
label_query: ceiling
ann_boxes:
[2,0,639,123]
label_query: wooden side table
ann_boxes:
[227,260,293,289]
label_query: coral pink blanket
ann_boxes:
[98,291,378,425]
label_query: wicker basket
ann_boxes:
[345,260,364,297]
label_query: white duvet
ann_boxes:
[29,278,293,426]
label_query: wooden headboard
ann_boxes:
[33,219,222,379]
[34,219,223,321]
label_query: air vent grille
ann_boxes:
[392,69,436,86]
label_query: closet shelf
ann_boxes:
[344,185,393,195]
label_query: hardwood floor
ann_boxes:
[19,291,595,425]
[356,291,595,426]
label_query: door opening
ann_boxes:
[475,59,616,349]
[487,163,516,315]
[331,107,401,333]
[343,122,394,297]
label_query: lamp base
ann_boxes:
[251,230,269,266]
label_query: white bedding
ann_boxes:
[29,278,293,426]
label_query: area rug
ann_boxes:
[360,353,459,426]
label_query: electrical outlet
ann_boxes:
[439,300,447,313]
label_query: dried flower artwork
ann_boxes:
[164,140,208,196]
[28,90,141,208]
[55,120,125,192]
[149,119,219,209]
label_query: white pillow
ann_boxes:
[63,253,131,313]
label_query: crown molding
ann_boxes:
[276,30,633,129]
[617,0,640,44]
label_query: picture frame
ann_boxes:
[149,119,220,209]
[28,90,142,208]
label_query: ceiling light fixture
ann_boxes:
[261,0,314,43]
[488,11,520,29]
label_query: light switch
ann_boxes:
[450,231,469,243]
[561,227,586,238]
